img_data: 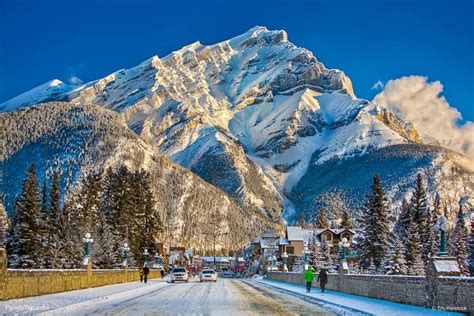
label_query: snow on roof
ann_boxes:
[201,257,233,263]
[277,238,290,245]
[317,228,356,235]
[260,238,277,249]
[286,226,312,242]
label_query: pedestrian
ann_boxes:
[317,268,328,293]
[160,268,165,279]
[140,269,144,282]
[143,266,150,284]
[304,266,314,293]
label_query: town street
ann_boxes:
[0,278,333,315]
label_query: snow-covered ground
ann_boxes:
[0,278,330,315]
[255,278,464,316]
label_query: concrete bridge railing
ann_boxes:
[0,249,161,300]
[267,271,474,314]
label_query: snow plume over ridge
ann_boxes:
[373,75,474,161]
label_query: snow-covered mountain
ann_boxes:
[1,102,279,250]
[2,26,473,221]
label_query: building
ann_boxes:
[280,226,358,266]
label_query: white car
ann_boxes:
[199,269,217,282]
[170,267,189,283]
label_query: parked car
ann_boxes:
[170,267,189,283]
[199,269,217,282]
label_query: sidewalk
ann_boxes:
[254,278,463,316]
[0,279,168,315]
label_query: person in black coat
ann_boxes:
[143,266,150,284]
[317,268,328,293]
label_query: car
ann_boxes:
[170,267,189,283]
[199,269,217,282]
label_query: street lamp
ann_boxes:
[338,237,350,260]
[122,243,130,266]
[143,248,149,267]
[282,252,288,272]
[434,215,448,256]
[302,245,310,270]
[83,232,93,257]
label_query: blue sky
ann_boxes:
[1,0,473,121]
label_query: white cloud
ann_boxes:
[68,76,83,86]
[373,75,474,161]
[371,80,384,90]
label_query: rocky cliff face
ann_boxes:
[2,26,473,222]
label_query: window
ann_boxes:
[286,246,294,254]
[324,233,332,241]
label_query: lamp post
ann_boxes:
[302,245,309,270]
[282,251,288,272]
[434,215,448,256]
[338,237,350,260]
[83,232,93,256]
[122,243,130,267]
[82,232,93,266]
[143,248,149,267]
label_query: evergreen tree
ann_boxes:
[340,209,353,229]
[424,205,439,260]
[452,202,469,276]
[367,258,377,274]
[386,242,407,275]
[93,212,118,268]
[409,174,429,260]
[316,209,329,229]
[356,174,391,270]
[405,219,425,275]
[299,211,306,228]
[395,198,411,241]
[309,229,325,269]
[8,165,43,268]
[47,172,62,268]
[77,172,103,235]
[0,203,7,248]
[57,199,82,268]
[469,213,474,276]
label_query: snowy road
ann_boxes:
[0,278,332,315]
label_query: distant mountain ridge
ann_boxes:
[2,26,473,222]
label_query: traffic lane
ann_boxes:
[48,277,333,315]
[231,279,333,316]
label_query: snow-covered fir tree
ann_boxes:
[93,212,118,268]
[409,173,430,261]
[451,202,470,276]
[405,218,425,275]
[386,242,407,275]
[469,213,474,276]
[309,229,326,269]
[367,258,377,274]
[8,165,44,268]
[395,198,411,241]
[340,209,353,229]
[46,171,62,268]
[0,203,8,248]
[424,204,439,261]
[299,211,306,228]
[316,209,329,229]
[356,174,391,270]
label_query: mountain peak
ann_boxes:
[0,79,71,112]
